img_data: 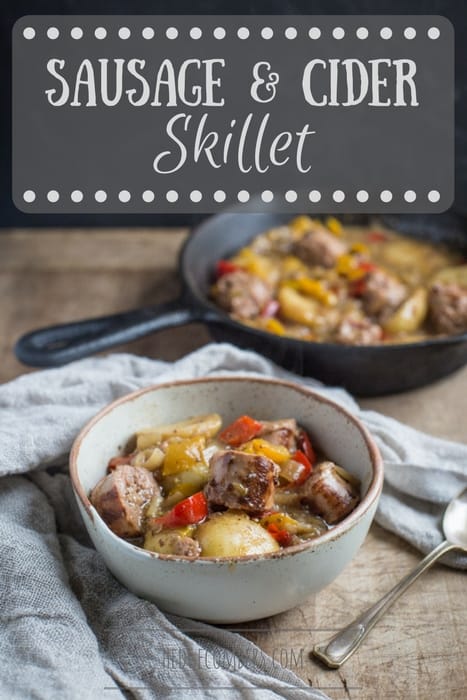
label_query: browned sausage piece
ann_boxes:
[297,461,360,524]
[90,464,160,537]
[257,418,298,451]
[205,449,279,515]
[361,269,407,319]
[211,270,272,319]
[429,283,467,335]
[145,531,202,557]
[293,227,347,268]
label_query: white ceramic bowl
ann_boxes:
[70,377,383,623]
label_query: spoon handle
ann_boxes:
[313,540,459,668]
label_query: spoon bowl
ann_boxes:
[443,487,467,548]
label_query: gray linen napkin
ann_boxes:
[1,344,466,699]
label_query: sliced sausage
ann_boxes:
[258,418,298,451]
[144,531,201,557]
[211,270,272,319]
[205,449,279,515]
[429,283,467,335]
[293,227,347,268]
[361,269,407,319]
[296,461,360,524]
[90,464,160,537]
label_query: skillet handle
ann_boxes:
[14,298,201,367]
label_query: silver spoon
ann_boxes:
[313,486,467,668]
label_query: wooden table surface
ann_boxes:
[1,229,466,699]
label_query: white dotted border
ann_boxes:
[21,189,443,205]
[20,22,443,209]
[21,24,442,41]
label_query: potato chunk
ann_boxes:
[196,511,280,557]
[383,288,428,334]
[278,286,319,327]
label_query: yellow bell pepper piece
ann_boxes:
[350,242,370,256]
[325,216,343,236]
[231,248,276,282]
[233,247,255,260]
[248,258,275,282]
[281,278,336,306]
[281,255,309,276]
[336,254,353,275]
[242,439,290,464]
[260,512,300,533]
[281,279,300,290]
[289,215,315,237]
[295,278,337,306]
[265,318,286,335]
[162,437,206,476]
[261,511,326,537]
[336,254,367,281]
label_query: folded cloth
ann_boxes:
[1,343,466,699]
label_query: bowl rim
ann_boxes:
[69,375,384,564]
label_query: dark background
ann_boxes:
[2,0,466,227]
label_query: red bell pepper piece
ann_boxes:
[219,415,263,447]
[297,430,316,465]
[367,231,388,243]
[215,260,241,278]
[150,492,208,530]
[267,523,294,547]
[349,278,368,297]
[290,450,313,486]
[358,261,377,273]
[349,262,377,297]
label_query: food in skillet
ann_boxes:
[90,413,360,558]
[210,216,467,345]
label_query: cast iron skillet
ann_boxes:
[14,211,467,396]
